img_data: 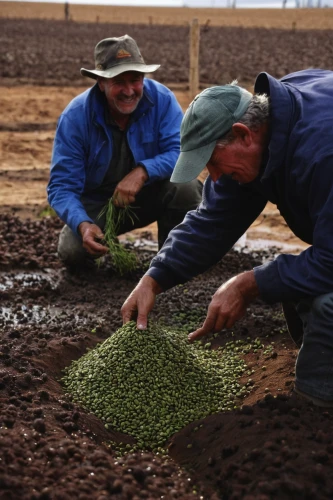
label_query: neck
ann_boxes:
[111,112,130,130]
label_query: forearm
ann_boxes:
[48,187,93,234]
[137,149,180,182]
[254,246,333,304]
[49,112,90,231]
[233,270,260,304]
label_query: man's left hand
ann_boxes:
[188,270,259,342]
[113,166,148,207]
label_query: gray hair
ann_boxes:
[216,86,270,148]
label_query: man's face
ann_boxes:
[98,71,144,117]
[206,127,266,184]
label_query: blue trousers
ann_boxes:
[287,293,333,401]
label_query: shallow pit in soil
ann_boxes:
[1,214,333,500]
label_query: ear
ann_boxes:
[231,123,252,146]
[97,77,105,92]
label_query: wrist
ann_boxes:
[140,275,163,295]
[136,164,149,182]
[78,221,92,235]
[236,270,259,301]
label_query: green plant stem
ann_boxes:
[98,197,137,275]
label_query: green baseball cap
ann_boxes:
[170,85,252,183]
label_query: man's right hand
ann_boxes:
[113,166,148,207]
[78,222,109,256]
[121,276,163,330]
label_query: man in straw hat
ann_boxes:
[48,35,202,269]
[122,69,333,408]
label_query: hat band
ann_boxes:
[96,61,146,71]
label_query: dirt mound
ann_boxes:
[1,214,333,499]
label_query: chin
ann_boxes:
[117,101,139,115]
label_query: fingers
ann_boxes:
[113,193,125,207]
[188,313,218,342]
[136,313,147,330]
[187,304,231,342]
[121,299,148,330]
[114,197,135,207]
[113,192,134,207]
[188,306,243,343]
[121,277,159,330]
[121,293,140,325]
[94,232,104,241]
[88,242,108,255]
[82,230,108,255]
[113,182,137,207]
[188,326,209,343]
[82,233,108,255]
[114,169,147,206]
[121,303,135,325]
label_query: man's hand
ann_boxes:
[188,271,259,342]
[78,222,108,256]
[121,275,163,330]
[113,166,148,207]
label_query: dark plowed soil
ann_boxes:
[1,213,333,499]
[1,15,333,499]
[1,18,333,87]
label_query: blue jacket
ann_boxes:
[147,69,333,304]
[47,79,183,234]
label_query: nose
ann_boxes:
[206,162,221,183]
[207,165,221,183]
[121,82,135,96]
[210,172,220,182]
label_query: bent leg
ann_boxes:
[114,179,203,249]
[57,225,90,266]
[282,301,304,348]
[155,179,203,249]
[58,178,203,265]
[295,292,333,401]
[57,200,106,267]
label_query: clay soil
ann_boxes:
[1,6,333,500]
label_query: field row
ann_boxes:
[1,18,333,88]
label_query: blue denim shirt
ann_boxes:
[47,78,183,233]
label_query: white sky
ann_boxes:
[1,0,326,8]
[1,0,332,7]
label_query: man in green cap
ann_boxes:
[122,69,333,408]
[47,35,202,269]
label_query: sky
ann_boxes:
[2,0,332,7]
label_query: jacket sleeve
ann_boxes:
[146,175,267,290]
[136,90,183,181]
[47,113,93,234]
[254,154,333,303]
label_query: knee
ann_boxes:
[57,225,86,265]
[167,179,203,210]
[312,292,333,320]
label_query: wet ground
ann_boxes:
[1,14,332,500]
[1,213,333,500]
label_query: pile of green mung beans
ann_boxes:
[62,322,256,450]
